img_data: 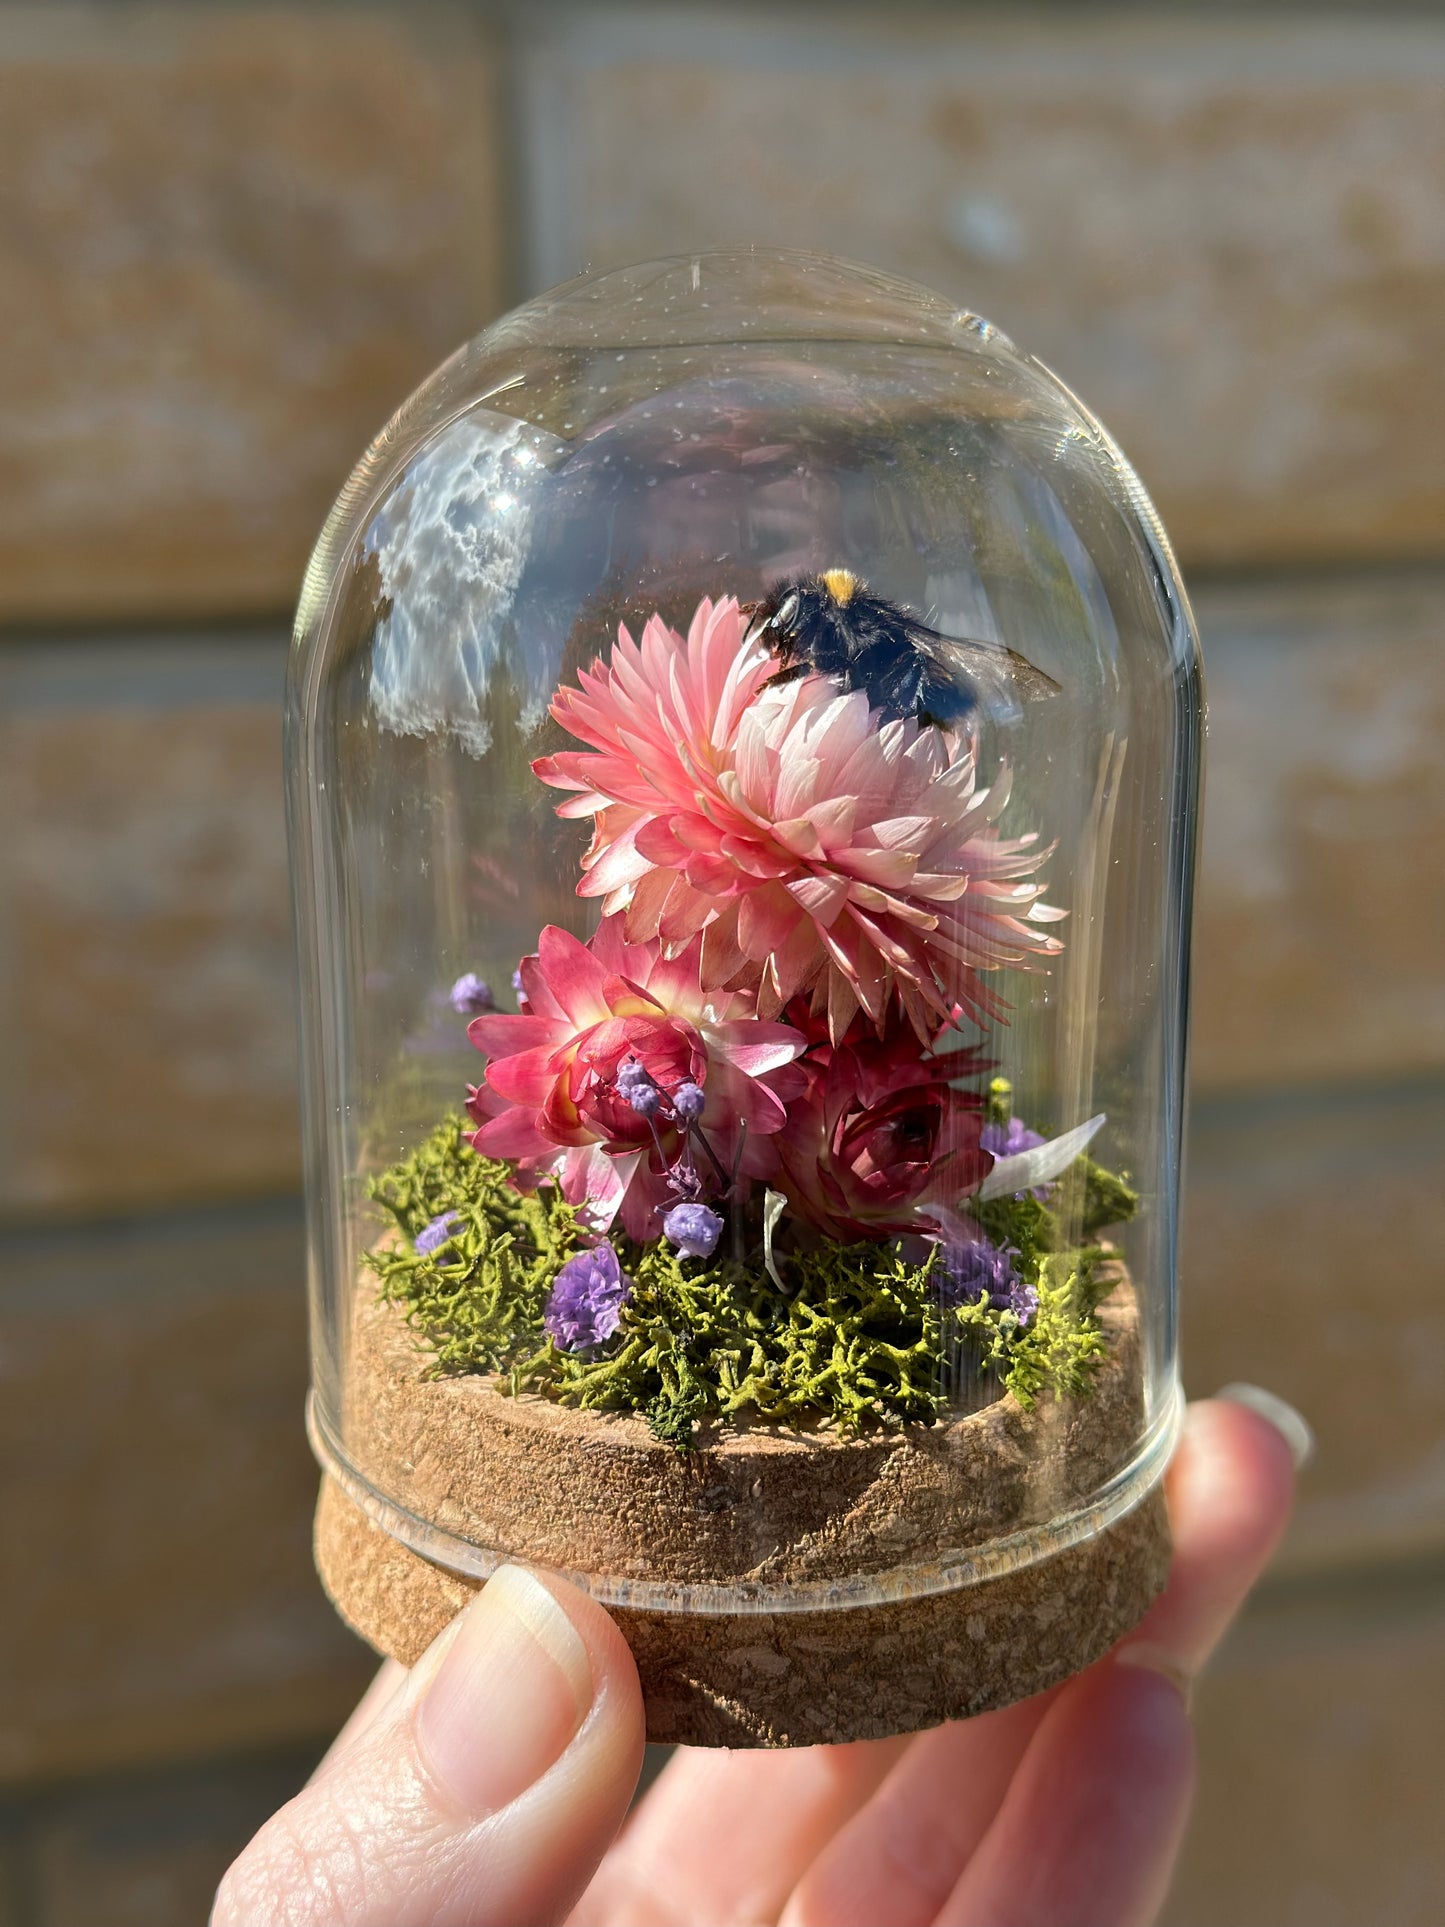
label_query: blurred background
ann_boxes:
[1,4,1442,1922]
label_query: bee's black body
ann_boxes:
[745,569,1058,729]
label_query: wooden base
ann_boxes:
[315,1474,1171,1747]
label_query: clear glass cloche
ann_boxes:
[287,248,1202,1746]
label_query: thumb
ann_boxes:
[213,1565,645,1927]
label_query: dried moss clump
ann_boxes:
[365,1115,1137,1448]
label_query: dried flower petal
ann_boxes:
[977,1114,1105,1201]
[981,1114,1051,1198]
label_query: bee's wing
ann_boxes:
[906,621,1060,725]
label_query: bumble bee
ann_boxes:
[743,568,1059,729]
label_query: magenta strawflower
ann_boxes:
[774,1003,990,1241]
[544,1242,631,1351]
[466,915,806,1238]
[534,595,1065,1040]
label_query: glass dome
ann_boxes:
[288,247,1202,1745]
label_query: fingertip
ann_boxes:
[308,1657,411,1783]
[1212,1382,1314,1469]
[1123,1393,1299,1681]
[215,1571,647,1927]
[1072,1659,1198,1903]
[1173,1394,1298,1565]
[1083,1656,1197,1791]
[944,1655,1196,1927]
[526,1567,648,1762]
[414,1564,646,1826]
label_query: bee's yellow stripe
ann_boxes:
[821,567,859,605]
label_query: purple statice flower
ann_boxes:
[449,973,495,1016]
[662,1201,723,1260]
[1009,1277,1040,1328]
[672,1081,706,1123]
[544,1241,632,1351]
[938,1235,1029,1319]
[625,1080,663,1118]
[981,1114,1052,1199]
[981,1115,1047,1159]
[415,1210,462,1256]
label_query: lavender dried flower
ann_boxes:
[449,973,495,1016]
[544,1241,632,1351]
[415,1210,462,1256]
[981,1114,1053,1199]
[625,1081,663,1118]
[1009,1278,1040,1327]
[938,1235,1033,1324]
[662,1201,723,1259]
[981,1117,1044,1161]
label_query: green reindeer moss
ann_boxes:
[364,1113,1138,1449]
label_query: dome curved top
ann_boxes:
[295,245,1195,788]
[393,247,1109,452]
[482,247,1008,353]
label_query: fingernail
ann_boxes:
[1214,1383,1315,1470]
[415,1564,593,1816]
[398,1610,469,1707]
[1114,1641,1195,1715]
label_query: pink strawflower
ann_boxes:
[534,595,1064,1040]
[774,1003,991,1242]
[466,915,806,1240]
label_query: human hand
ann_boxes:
[214,1391,1305,1927]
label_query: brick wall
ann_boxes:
[1,6,1441,1921]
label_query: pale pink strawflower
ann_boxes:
[534,595,1064,1040]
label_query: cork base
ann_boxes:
[334,1267,1157,1588]
[315,1474,1171,1747]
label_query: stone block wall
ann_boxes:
[0,6,1441,1921]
